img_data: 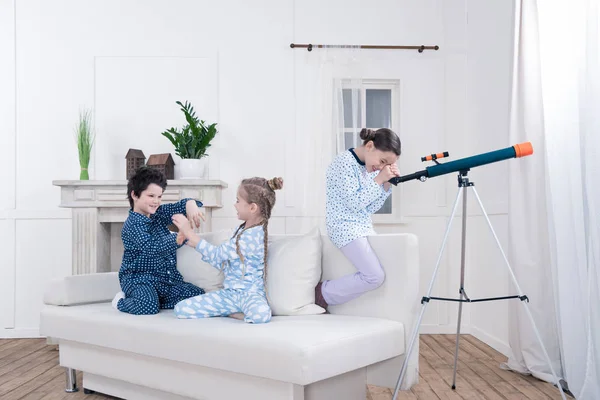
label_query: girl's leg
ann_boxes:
[239,291,271,324]
[174,289,240,319]
[321,237,385,306]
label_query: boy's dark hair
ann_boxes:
[127,167,167,208]
[360,128,401,156]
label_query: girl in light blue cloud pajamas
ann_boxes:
[175,226,270,323]
[172,176,284,324]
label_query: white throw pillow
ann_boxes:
[176,230,230,292]
[266,227,325,315]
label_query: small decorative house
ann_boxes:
[125,149,146,179]
[147,153,175,180]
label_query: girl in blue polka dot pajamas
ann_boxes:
[314,128,402,311]
[172,176,284,324]
[112,167,206,315]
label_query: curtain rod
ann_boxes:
[289,43,439,53]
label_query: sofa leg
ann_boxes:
[84,388,96,394]
[65,368,78,393]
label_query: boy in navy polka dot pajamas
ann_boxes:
[112,167,205,315]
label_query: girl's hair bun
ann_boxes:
[359,128,375,141]
[267,177,284,191]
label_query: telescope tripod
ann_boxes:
[392,171,567,400]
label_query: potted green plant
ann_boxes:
[76,109,95,180]
[161,100,218,179]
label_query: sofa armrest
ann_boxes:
[321,233,420,390]
[44,272,120,306]
[321,233,420,323]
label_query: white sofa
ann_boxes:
[40,231,420,400]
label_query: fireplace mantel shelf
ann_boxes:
[53,179,228,275]
[53,179,227,186]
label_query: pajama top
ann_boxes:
[119,198,203,290]
[325,148,391,248]
[194,226,266,292]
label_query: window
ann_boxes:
[340,80,401,221]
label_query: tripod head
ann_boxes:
[389,142,533,185]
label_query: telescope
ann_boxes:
[390,138,568,400]
[389,142,534,185]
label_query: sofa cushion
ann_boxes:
[265,228,325,315]
[40,303,405,385]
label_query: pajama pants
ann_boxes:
[321,237,385,305]
[118,281,204,315]
[174,288,271,324]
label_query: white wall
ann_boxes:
[0,0,516,353]
[464,0,515,356]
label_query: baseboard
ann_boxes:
[470,326,510,357]
[0,328,41,338]
[419,325,510,359]
[419,325,472,335]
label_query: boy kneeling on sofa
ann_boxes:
[112,167,205,315]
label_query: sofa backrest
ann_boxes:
[177,229,420,324]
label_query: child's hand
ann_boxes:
[172,214,193,240]
[176,231,186,246]
[186,200,205,229]
[375,165,398,184]
[382,164,400,191]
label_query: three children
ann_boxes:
[115,127,400,318]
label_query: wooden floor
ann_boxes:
[0,335,565,400]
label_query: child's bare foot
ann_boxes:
[227,313,244,320]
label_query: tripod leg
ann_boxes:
[452,185,469,390]
[452,294,465,390]
[392,187,464,400]
[470,187,567,400]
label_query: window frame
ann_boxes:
[339,78,404,224]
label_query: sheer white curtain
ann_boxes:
[294,48,334,221]
[333,47,365,154]
[507,0,600,398]
[296,47,366,221]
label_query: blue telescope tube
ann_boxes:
[389,142,533,185]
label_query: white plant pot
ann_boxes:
[178,158,208,179]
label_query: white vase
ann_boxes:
[178,158,208,179]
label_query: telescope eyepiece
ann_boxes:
[421,151,450,162]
